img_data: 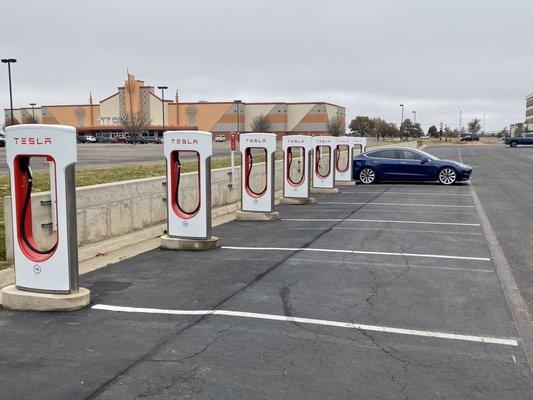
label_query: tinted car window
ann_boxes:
[367,149,398,159]
[400,150,423,160]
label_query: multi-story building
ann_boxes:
[526,92,533,127]
[3,74,345,138]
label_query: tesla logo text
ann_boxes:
[171,138,198,145]
[245,138,267,143]
[288,139,304,144]
[13,137,52,145]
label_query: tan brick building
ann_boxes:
[4,74,345,138]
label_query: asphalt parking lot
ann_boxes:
[0,145,532,399]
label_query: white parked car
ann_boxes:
[85,135,97,143]
[214,135,226,142]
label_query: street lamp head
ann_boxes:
[400,104,404,107]
[234,99,242,104]
[157,86,168,90]
[30,103,36,106]
[1,58,17,63]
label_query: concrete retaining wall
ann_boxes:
[4,160,285,262]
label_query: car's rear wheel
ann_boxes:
[510,141,518,148]
[438,167,457,185]
[359,167,376,184]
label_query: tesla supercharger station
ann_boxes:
[312,135,338,193]
[236,132,280,221]
[160,131,219,250]
[354,137,367,154]
[1,124,90,311]
[334,136,357,185]
[280,135,316,205]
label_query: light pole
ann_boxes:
[30,102,36,122]
[400,104,404,140]
[234,99,242,134]
[412,110,416,125]
[483,112,486,136]
[459,110,463,133]
[1,58,17,126]
[158,86,168,135]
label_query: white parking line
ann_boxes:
[220,246,490,261]
[310,208,478,215]
[321,201,475,208]
[339,191,472,197]
[289,257,494,273]
[287,227,484,236]
[283,218,481,227]
[92,304,517,346]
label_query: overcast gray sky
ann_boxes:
[1,0,531,132]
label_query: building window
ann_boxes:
[187,105,197,125]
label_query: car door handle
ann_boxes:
[400,161,407,164]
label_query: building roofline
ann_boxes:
[100,92,119,103]
[167,101,344,108]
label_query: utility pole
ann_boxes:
[459,109,463,133]
[483,112,486,136]
[30,103,36,121]
[400,104,404,140]
[234,99,242,134]
[158,86,168,135]
[412,110,416,125]
[1,58,17,125]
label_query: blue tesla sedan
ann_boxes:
[353,147,472,185]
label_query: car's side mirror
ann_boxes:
[420,156,429,164]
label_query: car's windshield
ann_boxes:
[414,149,440,161]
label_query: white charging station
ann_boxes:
[280,135,315,204]
[236,132,279,220]
[354,137,367,154]
[160,130,219,250]
[334,136,357,184]
[312,135,338,193]
[2,124,89,311]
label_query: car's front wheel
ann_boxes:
[359,167,376,184]
[509,141,518,148]
[438,167,457,185]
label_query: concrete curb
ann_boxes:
[160,235,220,251]
[235,210,280,221]
[279,197,316,205]
[335,181,356,186]
[1,285,90,311]
[311,187,339,194]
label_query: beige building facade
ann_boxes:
[4,74,345,138]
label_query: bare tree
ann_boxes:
[250,115,271,132]
[327,118,343,136]
[123,111,151,143]
[467,118,481,134]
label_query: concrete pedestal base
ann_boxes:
[311,187,339,194]
[1,285,90,311]
[279,197,317,205]
[335,181,356,186]
[160,235,220,251]
[235,210,280,221]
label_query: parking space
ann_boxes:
[1,174,532,398]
